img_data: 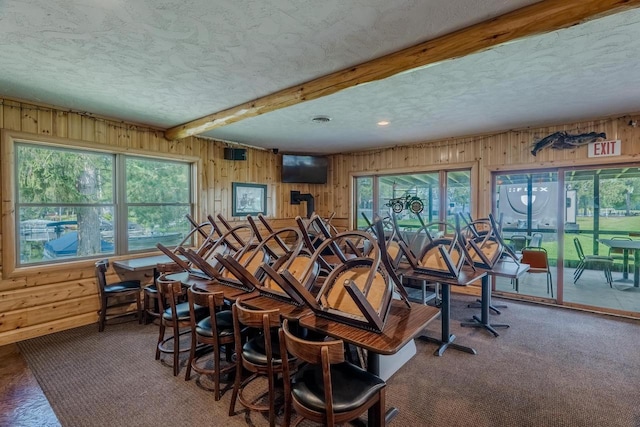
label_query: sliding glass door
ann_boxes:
[493,171,559,300]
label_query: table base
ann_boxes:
[467,298,507,315]
[613,284,640,292]
[418,334,477,357]
[461,315,510,337]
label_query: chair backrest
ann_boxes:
[232,301,281,368]
[510,235,527,252]
[573,237,586,261]
[95,259,109,293]
[279,319,344,366]
[529,233,543,248]
[187,285,224,336]
[156,275,185,322]
[521,247,549,270]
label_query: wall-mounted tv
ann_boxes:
[282,155,328,184]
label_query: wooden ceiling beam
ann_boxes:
[165,0,640,140]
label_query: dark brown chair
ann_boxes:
[229,300,294,426]
[143,262,183,324]
[185,285,235,400]
[95,259,142,332]
[279,318,386,427]
[155,275,208,376]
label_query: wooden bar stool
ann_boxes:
[229,301,295,427]
[143,262,183,324]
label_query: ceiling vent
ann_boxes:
[311,115,332,123]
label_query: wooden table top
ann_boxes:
[164,271,250,301]
[598,238,640,250]
[239,294,313,320]
[299,300,440,355]
[113,254,178,271]
[478,260,530,279]
[400,266,486,286]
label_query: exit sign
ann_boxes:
[588,139,621,157]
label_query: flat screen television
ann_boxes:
[282,155,328,184]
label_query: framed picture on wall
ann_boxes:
[232,182,267,217]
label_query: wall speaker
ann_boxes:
[224,147,247,161]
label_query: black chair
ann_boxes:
[279,318,386,427]
[155,275,208,376]
[94,259,142,332]
[509,235,527,253]
[229,300,295,426]
[573,238,613,287]
[185,285,236,400]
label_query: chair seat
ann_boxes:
[292,362,385,413]
[104,280,141,293]
[242,331,295,365]
[144,284,158,293]
[195,310,234,337]
[163,302,208,321]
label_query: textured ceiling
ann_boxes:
[2,1,640,154]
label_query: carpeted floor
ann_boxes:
[18,295,640,427]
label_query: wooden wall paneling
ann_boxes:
[0,277,27,292]
[0,313,96,346]
[3,101,21,131]
[67,112,83,140]
[20,105,38,134]
[0,279,97,313]
[0,295,98,334]
[53,110,68,138]
[37,108,53,136]
[81,115,95,142]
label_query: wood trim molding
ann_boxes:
[165,0,640,140]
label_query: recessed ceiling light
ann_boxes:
[311,115,332,123]
[377,120,390,126]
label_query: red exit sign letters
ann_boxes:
[588,139,621,158]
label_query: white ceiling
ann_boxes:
[2,1,640,154]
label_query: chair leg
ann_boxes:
[548,272,554,298]
[229,358,243,416]
[172,324,180,376]
[98,295,107,332]
[136,291,143,325]
[373,389,386,427]
[156,322,165,360]
[213,346,222,401]
[185,331,196,381]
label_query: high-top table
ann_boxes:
[299,300,440,427]
[598,238,640,288]
[164,271,251,301]
[399,267,486,356]
[461,260,529,337]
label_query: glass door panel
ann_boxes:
[564,167,640,314]
[494,171,558,299]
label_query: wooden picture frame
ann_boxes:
[232,182,267,217]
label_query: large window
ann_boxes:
[354,169,471,230]
[16,143,193,266]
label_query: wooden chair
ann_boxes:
[143,262,183,324]
[185,285,235,400]
[229,301,294,426]
[155,275,208,376]
[279,318,386,427]
[94,259,142,332]
[573,237,613,287]
[516,247,554,297]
